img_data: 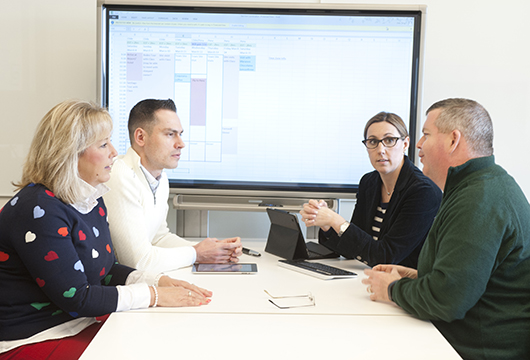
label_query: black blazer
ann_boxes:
[319,157,442,269]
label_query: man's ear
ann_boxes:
[448,129,462,154]
[133,128,147,147]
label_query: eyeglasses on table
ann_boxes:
[264,290,316,309]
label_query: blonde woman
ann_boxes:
[0,100,211,359]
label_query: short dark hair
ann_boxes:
[363,112,409,139]
[128,99,177,143]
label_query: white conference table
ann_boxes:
[80,240,462,359]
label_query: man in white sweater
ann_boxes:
[104,99,242,273]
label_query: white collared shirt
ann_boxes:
[70,180,110,214]
[139,164,161,204]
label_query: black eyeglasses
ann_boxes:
[362,137,404,149]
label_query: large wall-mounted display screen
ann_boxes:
[100,3,423,198]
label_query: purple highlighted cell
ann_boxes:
[127,53,143,81]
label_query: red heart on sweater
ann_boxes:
[36,278,45,287]
[99,207,105,217]
[79,230,86,241]
[100,267,106,276]
[0,251,9,262]
[44,251,58,261]
[45,190,55,197]
[57,227,68,237]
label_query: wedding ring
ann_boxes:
[188,290,192,297]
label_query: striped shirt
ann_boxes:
[371,202,388,240]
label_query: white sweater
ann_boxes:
[103,147,196,273]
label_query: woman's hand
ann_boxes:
[152,276,213,307]
[300,199,344,232]
[151,285,211,307]
[158,276,213,298]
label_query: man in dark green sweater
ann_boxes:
[363,98,530,360]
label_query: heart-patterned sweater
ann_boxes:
[0,184,134,341]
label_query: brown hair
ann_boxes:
[363,112,409,139]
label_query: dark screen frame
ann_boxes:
[101,3,423,197]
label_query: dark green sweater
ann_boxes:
[392,156,530,360]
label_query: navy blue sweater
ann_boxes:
[0,184,134,341]
[319,157,442,268]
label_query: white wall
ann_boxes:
[1,0,529,238]
[0,0,97,202]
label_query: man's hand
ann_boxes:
[193,237,242,263]
[219,237,243,262]
[362,265,405,302]
[372,264,418,279]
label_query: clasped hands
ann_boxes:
[194,236,242,263]
[362,265,417,302]
[300,199,341,232]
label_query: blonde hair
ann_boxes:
[14,100,113,204]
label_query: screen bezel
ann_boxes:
[99,2,425,199]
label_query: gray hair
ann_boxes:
[426,98,493,156]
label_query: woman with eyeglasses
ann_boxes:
[300,112,442,269]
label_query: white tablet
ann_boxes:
[192,263,258,274]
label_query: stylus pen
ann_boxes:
[242,247,261,257]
